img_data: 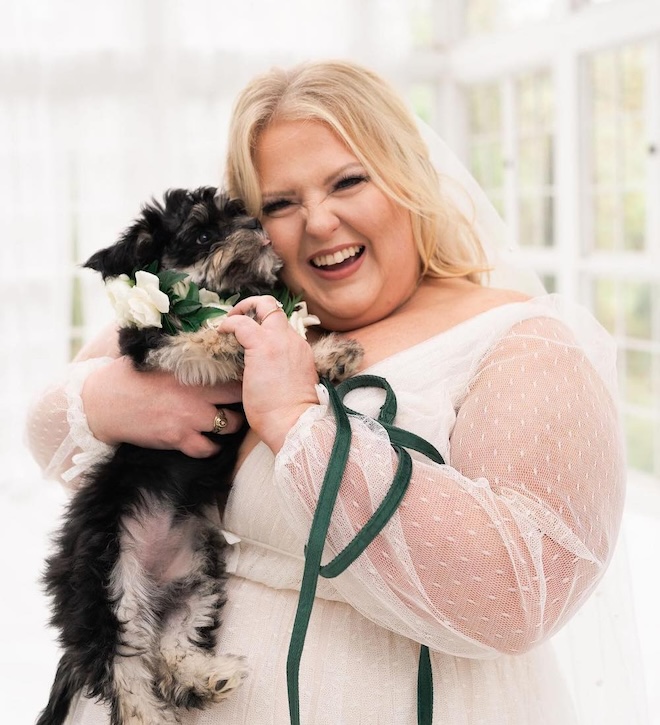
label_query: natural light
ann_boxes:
[1,1,659,723]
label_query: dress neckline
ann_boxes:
[234,297,540,479]
[359,298,531,374]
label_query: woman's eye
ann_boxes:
[262,199,294,217]
[334,174,369,192]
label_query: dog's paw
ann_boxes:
[206,654,249,703]
[157,651,248,708]
[144,328,244,386]
[312,334,364,383]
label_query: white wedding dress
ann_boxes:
[29,294,642,724]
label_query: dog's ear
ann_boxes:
[162,188,195,223]
[83,202,167,279]
[213,189,247,217]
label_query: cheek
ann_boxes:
[263,220,304,288]
[263,219,296,258]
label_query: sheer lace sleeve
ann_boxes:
[25,357,116,488]
[24,324,119,488]
[273,308,626,659]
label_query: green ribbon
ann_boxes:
[286,374,445,725]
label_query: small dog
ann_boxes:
[37,187,362,725]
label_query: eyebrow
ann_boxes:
[261,162,366,201]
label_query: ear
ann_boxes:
[83,202,166,279]
[162,188,194,219]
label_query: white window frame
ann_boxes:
[381,0,660,494]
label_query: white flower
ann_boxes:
[105,271,170,329]
[200,287,235,313]
[172,277,191,300]
[105,274,134,325]
[288,301,320,339]
[200,288,238,328]
[199,288,221,306]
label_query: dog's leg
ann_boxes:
[156,521,247,708]
[311,333,364,382]
[108,514,182,725]
[142,328,244,386]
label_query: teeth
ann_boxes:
[312,245,362,268]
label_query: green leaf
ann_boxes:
[180,317,197,332]
[162,314,179,335]
[273,285,303,317]
[185,281,201,302]
[173,299,202,315]
[157,269,190,293]
[191,307,227,325]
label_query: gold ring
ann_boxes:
[260,300,284,324]
[212,410,228,434]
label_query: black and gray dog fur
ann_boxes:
[37,187,362,725]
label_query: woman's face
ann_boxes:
[254,120,421,332]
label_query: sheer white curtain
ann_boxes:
[1,0,414,489]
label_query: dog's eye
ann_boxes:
[197,232,211,245]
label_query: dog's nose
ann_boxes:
[245,217,262,230]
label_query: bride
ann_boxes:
[28,58,646,724]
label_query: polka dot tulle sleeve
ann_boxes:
[274,299,626,659]
[25,357,116,488]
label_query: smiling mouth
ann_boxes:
[310,245,364,270]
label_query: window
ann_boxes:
[466,83,505,216]
[584,42,660,477]
[460,28,659,481]
[516,71,554,250]
[465,70,556,283]
[463,0,556,36]
[587,45,647,253]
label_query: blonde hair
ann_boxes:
[225,59,488,282]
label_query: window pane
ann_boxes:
[593,119,617,186]
[519,196,537,245]
[464,0,555,36]
[410,0,434,49]
[622,115,646,186]
[622,281,653,340]
[590,275,660,476]
[516,71,554,249]
[625,349,654,406]
[464,0,499,35]
[541,194,554,246]
[587,43,649,253]
[468,85,501,134]
[409,83,436,124]
[592,277,617,333]
[621,45,645,112]
[623,191,645,251]
[625,414,655,473]
[467,84,504,215]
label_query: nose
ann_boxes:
[303,199,339,239]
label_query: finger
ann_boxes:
[228,295,288,326]
[180,434,223,459]
[203,406,246,436]
[213,314,262,348]
[227,295,279,316]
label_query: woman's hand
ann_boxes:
[81,355,245,457]
[215,295,321,453]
